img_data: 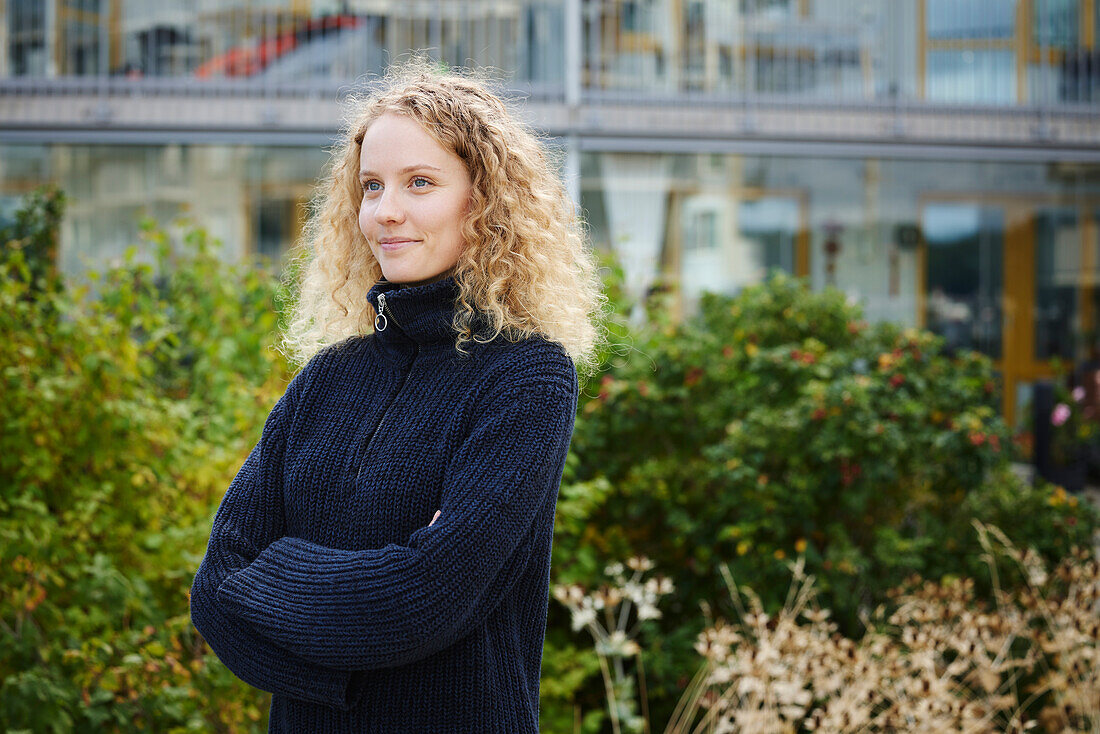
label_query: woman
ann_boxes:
[189,60,605,733]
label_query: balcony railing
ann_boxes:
[2,0,1098,152]
[5,0,1098,107]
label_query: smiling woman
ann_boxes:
[280,61,605,366]
[189,58,608,734]
[357,114,472,289]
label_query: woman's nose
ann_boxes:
[373,189,405,225]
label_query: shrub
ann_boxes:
[554,522,1099,733]
[550,270,1097,730]
[0,184,64,290]
[0,191,286,731]
[3,193,1092,733]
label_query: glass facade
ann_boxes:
[578,150,1100,423]
[3,0,566,90]
[3,0,1100,425]
[921,203,1004,358]
[5,1,1099,106]
[921,0,1100,105]
[0,143,327,273]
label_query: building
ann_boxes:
[2,0,1100,424]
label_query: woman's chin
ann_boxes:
[381,267,453,288]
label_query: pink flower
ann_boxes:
[1072,386,1086,402]
[1051,403,1071,426]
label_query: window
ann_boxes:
[685,209,718,252]
[921,203,1004,359]
[926,0,1015,40]
[927,50,1017,103]
[1032,0,1078,48]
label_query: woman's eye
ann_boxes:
[411,177,431,188]
[363,181,381,192]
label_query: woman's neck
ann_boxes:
[392,267,457,290]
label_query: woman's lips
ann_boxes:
[379,239,420,252]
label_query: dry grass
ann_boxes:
[553,521,1099,734]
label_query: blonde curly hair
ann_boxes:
[281,58,607,384]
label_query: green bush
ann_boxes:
[0,184,64,290]
[0,188,286,731]
[548,269,1097,731]
[2,190,1092,733]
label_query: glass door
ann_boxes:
[919,201,1025,424]
[919,198,1099,427]
[920,203,1005,358]
[1035,208,1083,362]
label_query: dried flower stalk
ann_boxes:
[554,523,1099,734]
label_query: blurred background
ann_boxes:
[2,0,1100,429]
[4,3,1100,732]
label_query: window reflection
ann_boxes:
[2,0,1097,110]
[0,1,562,84]
[254,18,384,81]
[926,0,1015,40]
[927,50,1016,104]
[1091,209,1100,364]
[8,0,48,76]
[740,197,798,276]
[1033,0,1078,48]
[679,192,799,309]
[921,204,1004,359]
[254,196,301,264]
[1035,208,1081,361]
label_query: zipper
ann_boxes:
[375,292,389,331]
[356,345,415,481]
[357,288,412,480]
[356,338,418,481]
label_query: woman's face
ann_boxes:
[358,112,473,288]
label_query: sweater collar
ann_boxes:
[365,274,463,347]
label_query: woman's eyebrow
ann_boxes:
[359,164,442,179]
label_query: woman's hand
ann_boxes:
[429,510,441,526]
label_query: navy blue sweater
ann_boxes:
[189,274,579,733]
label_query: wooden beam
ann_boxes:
[1016,0,1031,104]
[1027,46,1066,63]
[109,0,122,72]
[1082,0,1095,49]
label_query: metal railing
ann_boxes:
[2,0,1098,152]
[4,0,1097,108]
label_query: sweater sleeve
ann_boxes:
[213,362,579,671]
[189,364,356,709]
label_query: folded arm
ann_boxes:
[189,368,356,709]
[215,364,579,671]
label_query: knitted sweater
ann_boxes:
[189,274,579,733]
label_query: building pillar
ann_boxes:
[564,0,582,210]
[565,0,581,108]
[601,153,673,325]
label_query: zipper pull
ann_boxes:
[375,293,388,331]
